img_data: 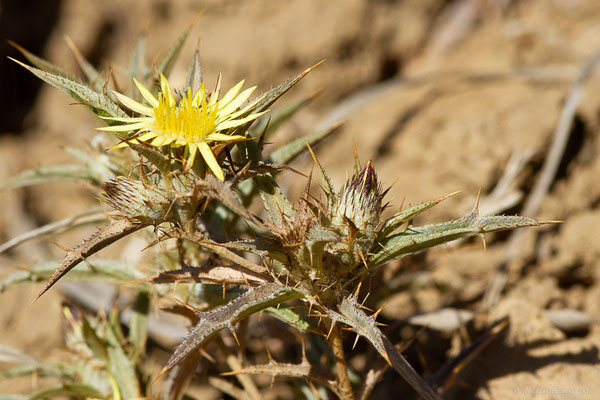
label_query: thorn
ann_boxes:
[358,248,369,270]
[540,220,564,225]
[372,301,387,320]
[301,60,325,77]
[266,346,274,362]
[326,322,336,340]
[354,280,363,297]
[200,348,215,363]
[481,234,487,251]
[229,325,240,347]
[173,297,197,313]
[360,291,371,307]
[300,336,307,360]
[471,188,481,217]
[352,334,360,350]
[49,240,70,252]
[153,366,170,383]
[305,141,323,170]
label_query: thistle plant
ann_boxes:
[1,23,550,400]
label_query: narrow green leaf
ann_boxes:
[378,191,460,239]
[80,314,109,364]
[33,220,145,302]
[105,312,141,400]
[29,383,107,400]
[250,91,319,140]
[156,16,198,79]
[371,214,542,267]
[129,291,150,356]
[10,58,127,119]
[265,306,309,332]
[267,122,342,165]
[0,165,92,191]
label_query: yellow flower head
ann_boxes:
[99,74,266,181]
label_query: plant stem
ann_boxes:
[330,324,355,400]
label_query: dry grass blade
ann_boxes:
[0,209,106,254]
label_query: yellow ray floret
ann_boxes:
[99,74,266,181]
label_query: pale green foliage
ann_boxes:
[1,24,548,400]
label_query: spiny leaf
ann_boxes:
[223,357,335,391]
[330,297,441,399]
[128,264,268,286]
[371,214,544,267]
[246,61,324,117]
[32,220,145,303]
[64,35,103,90]
[378,191,461,239]
[160,350,203,400]
[10,58,127,119]
[8,41,75,80]
[175,231,268,275]
[184,49,202,95]
[157,283,303,379]
[303,142,335,203]
[128,31,148,89]
[328,295,387,363]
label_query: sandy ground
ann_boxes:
[2,0,600,398]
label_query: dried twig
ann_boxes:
[482,45,600,309]
[0,209,106,254]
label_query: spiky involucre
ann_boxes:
[331,160,384,241]
[103,176,174,224]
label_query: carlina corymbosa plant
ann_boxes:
[0,20,553,400]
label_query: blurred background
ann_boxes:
[2,0,600,398]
